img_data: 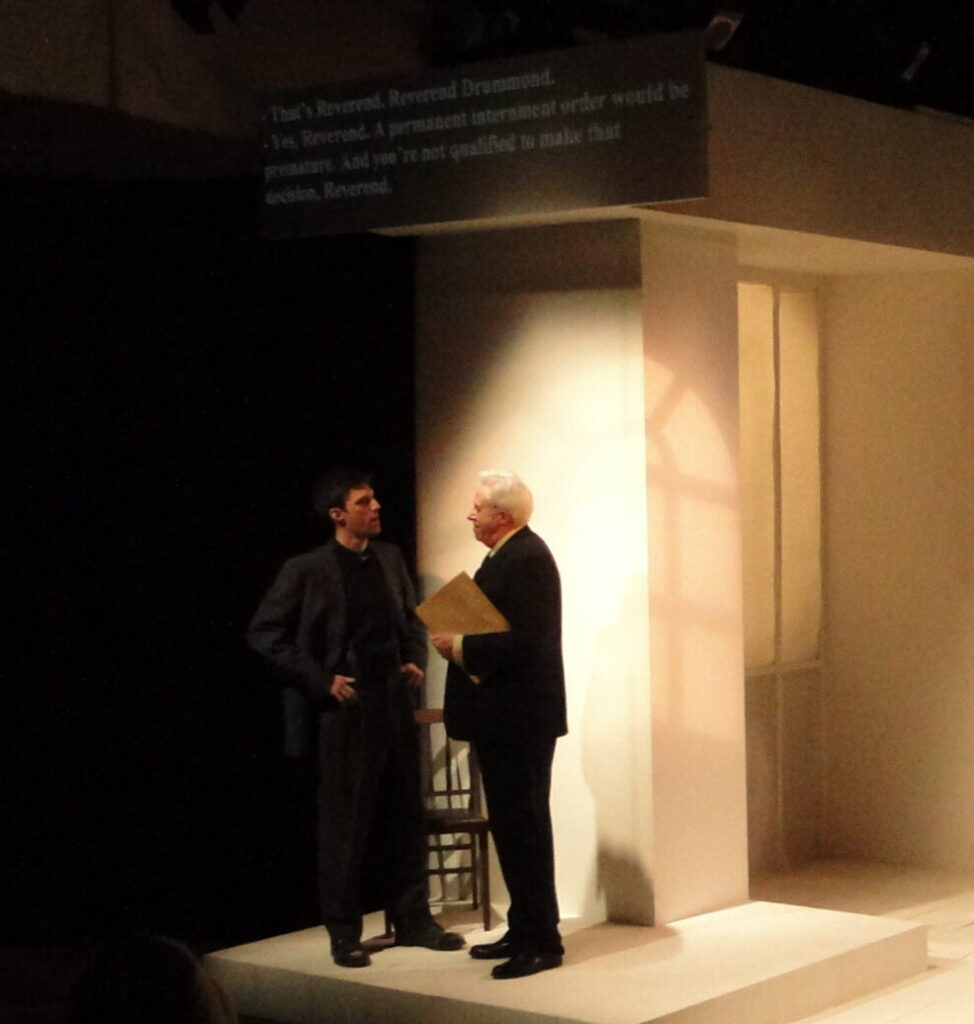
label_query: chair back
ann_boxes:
[406,707,492,929]
[414,708,483,817]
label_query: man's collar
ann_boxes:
[334,535,369,554]
[487,524,526,557]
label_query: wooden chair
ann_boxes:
[415,708,491,930]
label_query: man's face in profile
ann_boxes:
[336,485,382,540]
[468,487,506,548]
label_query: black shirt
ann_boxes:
[334,542,399,681]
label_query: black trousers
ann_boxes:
[315,676,430,942]
[475,733,562,955]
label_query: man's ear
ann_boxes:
[329,507,345,527]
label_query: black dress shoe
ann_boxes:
[331,939,371,968]
[395,920,465,951]
[469,936,519,960]
[491,952,563,979]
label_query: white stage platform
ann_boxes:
[205,901,926,1024]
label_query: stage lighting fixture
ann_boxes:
[901,40,931,82]
[705,10,744,51]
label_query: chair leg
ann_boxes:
[434,837,447,902]
[470,835,480,910]
[478,832,491,931]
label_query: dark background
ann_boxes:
[430,0,973,121]
[3,177,417,952]
[3,0,971,996]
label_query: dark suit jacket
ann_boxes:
[444,526,567,745]
[247,538,427,756]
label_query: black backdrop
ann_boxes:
[3,176,417,950]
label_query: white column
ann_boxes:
[640,223,749,923]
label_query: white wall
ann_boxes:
[415,219,750,925]
[823,270,974,866]
[665,66,974,260]
[415,220,651,925]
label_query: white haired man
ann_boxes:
[432,471,566,979]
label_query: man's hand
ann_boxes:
[430,633,457,661]
[400,662,425,688]
[330,674,357,702]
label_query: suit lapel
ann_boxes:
[473,553,494,585]
[474,525,531,586]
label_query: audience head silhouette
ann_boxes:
[63,933,237,1024]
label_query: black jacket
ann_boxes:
[444,526,567,744]
[247,538,427,756]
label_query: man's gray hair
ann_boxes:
[479,470,533,527]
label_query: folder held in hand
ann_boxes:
[415,572,510,635]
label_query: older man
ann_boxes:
[432,470,566,979]
[248,469,463,968]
